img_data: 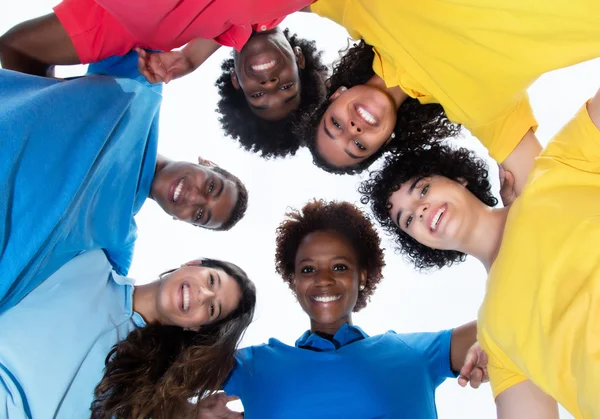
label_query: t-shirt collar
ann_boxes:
[295,324,369,352]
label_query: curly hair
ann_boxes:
[91,259,256,419]
[295,40,461,175]
[215,29,328,159]
[211,165,249,231]
[358,144,498,270]
[274,199,385,312]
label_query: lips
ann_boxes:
[170,177,185,204]
[428,203,447,233]
[354,104,378,126]
[180,282,191,313]
[247,54,280,74]
[309,294,342,304]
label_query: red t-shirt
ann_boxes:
[55,0,312,63]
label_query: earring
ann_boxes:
[389,132,396,140]
[340,86,348,93]
[172,216,177,220]
[359,284,365,291]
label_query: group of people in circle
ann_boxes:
[0,0,599,417]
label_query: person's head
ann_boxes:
[216,27,328,158]
[295,40,460,175]
[92,258,256,419]
[359,144,498,270]
[150,156,249,231]
[275,200,385,332]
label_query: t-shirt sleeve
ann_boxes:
[478,329,527,398]
[541,101,600,173]
[223,347,254,397]
[466,94,538,164]
[400,329,454,384]
[86,51,156,88]
[311,0,356,37]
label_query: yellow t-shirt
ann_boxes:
[478,103,600,418]
[310,0,600,162]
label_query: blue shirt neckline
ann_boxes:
[295,323,369,352]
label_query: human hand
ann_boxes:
[197,392,243,419]
[458,341,489,389]
[498,164,517,207]
[135,48,193,84]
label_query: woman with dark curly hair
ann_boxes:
[215,27,328,159]
[0,249,256,419]
[199,199,487,418]
[300,0,600,187]
[359,92,600,417]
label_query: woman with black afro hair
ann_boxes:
[359,92,600,417]
[197,199,487,418]
[216,27,328,159]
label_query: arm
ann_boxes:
[499,129,542,196]
[496,380,558,419]
[449,320,477,373]
[0,13,79,77]
[586,87,600,129]
[137,38,221,84]
[196,393,243,419]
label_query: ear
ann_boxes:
[457,177,469,187]
[293,46,306,70]
[182,259,203,267]
[230,70,240,90]
[329,86,348,102]
[197,156,217,167]
[185,326,200,332]
[359,270,367,290]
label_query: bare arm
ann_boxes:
[450,320,477,373]
[0,13,79,76]
[586,87,600,129]
[500,129,543,196]
[496,380,558,419]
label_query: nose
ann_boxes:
[314,270,335,287]
[417,203,429,220]
[198,285,215,301]
[185,186,207,206]
[348,119,363,135]
[259,75,279,88]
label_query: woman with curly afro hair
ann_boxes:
[360,92,600,417]
[216,28,328,159]
[199,199,486,418]
[300,0,600,190]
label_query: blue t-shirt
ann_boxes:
[0,249,145,418]
[224,324,454,419]
[0,52,162,314]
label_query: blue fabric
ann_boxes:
[0,51,162,314]
[0,249,145,418]
[224,324,454,419]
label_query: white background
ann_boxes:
[3,2,597,417]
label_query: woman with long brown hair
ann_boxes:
[0,249,256,419]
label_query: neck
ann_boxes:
[310,314,352,336]
[365,74,408,111]
[133,281,161,324]
[463,206,510,271]
[149,154,170,200]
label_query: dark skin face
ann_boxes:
[231,27,305,121]
[292,230,367,336]
[150,157,238,229]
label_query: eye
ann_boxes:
[354,140,366,151]
[331,117,342,130]
[207,180,215,194]
[195,208,204,223]
[332,264,348,271]
[280,83,294,90]
[405,215,414,229]
[209,274,215,287]
[250,92,264,98]
[301,266,315,274]
[420,184,429,198]
[209,303,215,317]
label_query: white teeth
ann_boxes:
[312,295,341,303]
[173,179,184,202]
[430,208,444,231]
[356,106,377,125]
[251,60,276,71]
[182,284,190,312]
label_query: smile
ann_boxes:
[173,178,185,203]
[310,294,342,303]
[429,204,447,232]
[251,59,277,72]
[181,282,190,313]
[355,105,377,126]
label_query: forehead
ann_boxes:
[295,230,358,261]
[218,270,243,314]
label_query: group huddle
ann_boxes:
[0,0,599,418]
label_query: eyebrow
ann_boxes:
[214,177,224,200]
[216,272,223,320]
[249,103,268,110]
[298,257,314,264]
[395,176,425,227]
[323,117,335,140]
[249,92,299,110]
[344,149,362,159]
[283,92,299,104]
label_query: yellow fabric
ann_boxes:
[310,0,600,162]
[478,103,600,419]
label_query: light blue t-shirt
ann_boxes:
[224,324,454,419]
[0,249,145,418]
[0,52,162,314]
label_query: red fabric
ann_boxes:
[55,0,313,63]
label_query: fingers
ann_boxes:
[225,395,240,403]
